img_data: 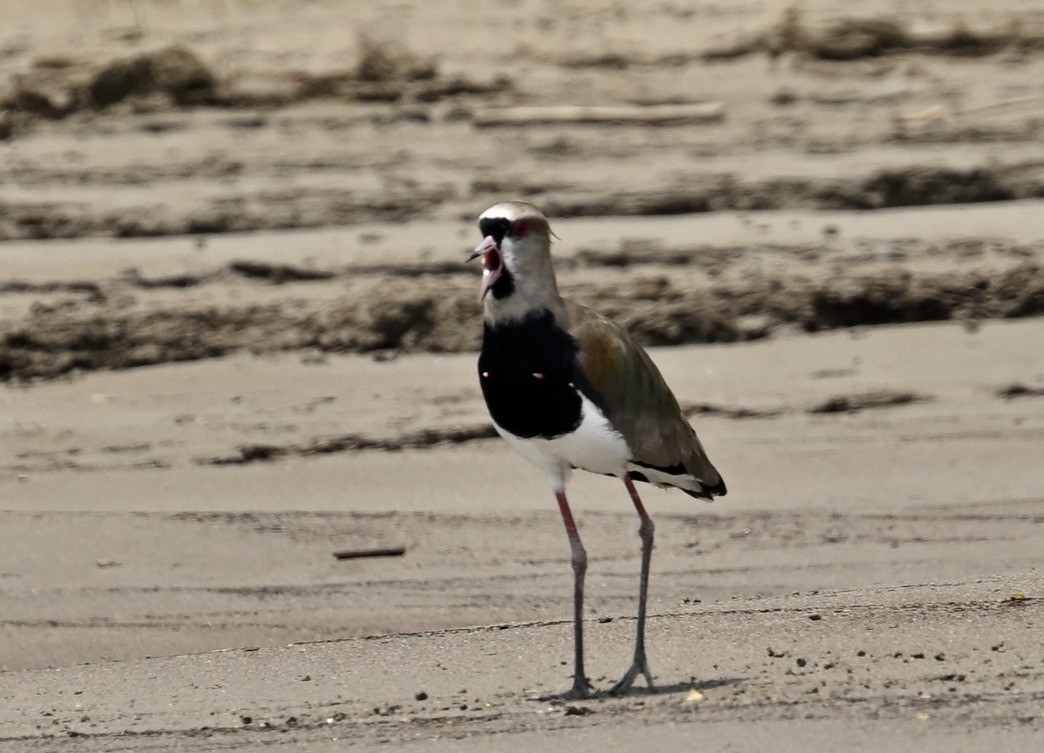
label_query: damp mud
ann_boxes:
[1,1,1042,751]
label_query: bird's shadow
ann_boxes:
[536,676,744,704]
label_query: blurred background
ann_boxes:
[1,0,1042,689]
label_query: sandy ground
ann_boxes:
[2,0,1043,750]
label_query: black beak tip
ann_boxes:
[465,250,481,263]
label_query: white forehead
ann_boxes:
[478,201,542,222]
[479,203,522,221]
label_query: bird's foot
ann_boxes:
[610,655,655,695]
[561,676,596,700]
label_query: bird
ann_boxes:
[467,201,726,698]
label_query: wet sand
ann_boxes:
[1,0,1043,750]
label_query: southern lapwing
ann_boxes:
[467,201,727,697]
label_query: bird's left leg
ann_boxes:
[611,476,656,694]
[555,487,593,698]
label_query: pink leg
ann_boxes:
[611,477,656,694]
[555,488,593,698]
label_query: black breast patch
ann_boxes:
[478,311,585,440]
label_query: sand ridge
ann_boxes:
[1,0,1043,750]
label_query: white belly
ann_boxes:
[494,394,630,487]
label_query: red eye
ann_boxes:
[511,219,529,239]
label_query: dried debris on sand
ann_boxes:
[1,38,507,138]
[1,259,1040,382]
[4,46,215,122]
[807,390,931,414]
[705,6,1044,62]
[2,2,1043,750]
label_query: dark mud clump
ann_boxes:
[544,164,1044,220]
[354,36,437,84]
[809,264,1044,330]
[203,424,499,465]
[996,383,1044,400]
[89,46,216,108]
[808,390,931,414]
[809,268,953,328]
[2,40,504,138]
[1,262,1040,382]
[227,261,336,284]
[706,7,1044,62]
[4,46,215,124]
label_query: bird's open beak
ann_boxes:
[468,235,503,301]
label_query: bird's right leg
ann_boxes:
[554,487,593,698]
[611,477,656,694]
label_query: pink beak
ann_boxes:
[469,235,503,301]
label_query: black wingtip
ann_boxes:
[683,477,727,500]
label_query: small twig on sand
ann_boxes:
[472,103,725,127]
[957,95,1041,117]
[897,95,1040,127]
[333,546,407,561]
